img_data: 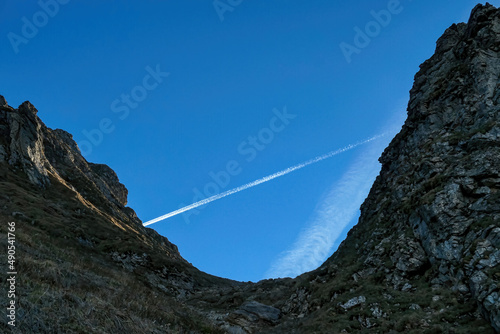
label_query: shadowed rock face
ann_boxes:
[363,3,500,328]
[290,3,500,332]
[0,3,499,334]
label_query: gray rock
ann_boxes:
[228,300,281,332]
[409,304,421,310]
[238,301,281,323]
[370,305,384,318]
[340,296,366,310]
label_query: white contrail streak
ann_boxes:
[143,133,387,227]
[264,110,405,278]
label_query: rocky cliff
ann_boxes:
[268,3,500,332]
[0,3,499,334]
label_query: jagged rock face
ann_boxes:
[0,95,186,263]
[0,99,128,207]
[0,101,50,187]
[380,3,500,328]
[309,3,500,331]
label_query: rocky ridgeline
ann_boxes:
[0,98,127,204]
[0,3,499,334]
[0,95,187,264]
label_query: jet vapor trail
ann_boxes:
[143,133,386,227]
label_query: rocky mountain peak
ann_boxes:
[0,96,130,207]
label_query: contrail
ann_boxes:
[143,133,387,227]
[265,110,405,278]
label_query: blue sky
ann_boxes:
[1,0,482,282]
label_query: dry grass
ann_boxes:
[0,165,225,333]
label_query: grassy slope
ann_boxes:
[0,164,228,333]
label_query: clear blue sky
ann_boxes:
[1,1,481,282]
